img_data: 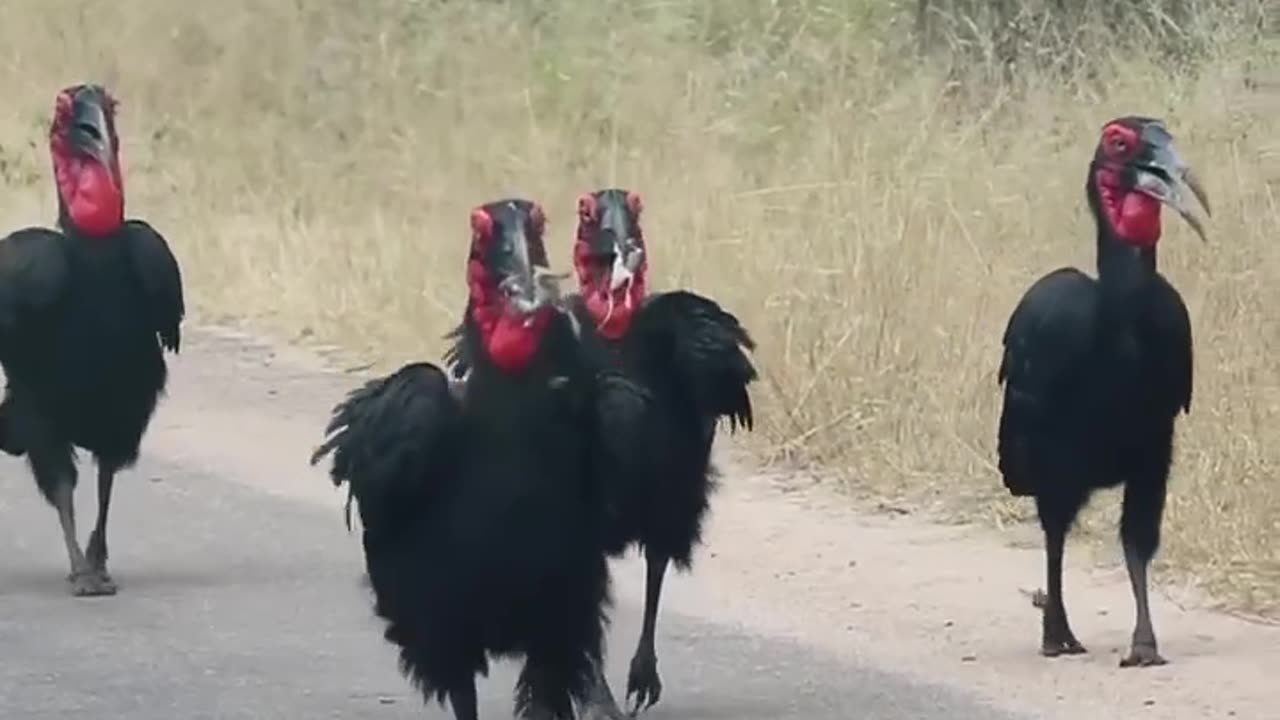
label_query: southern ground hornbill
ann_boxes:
[0,84,185,597]
[311,199,651,720]
[446,188,758,714]
[996,116,1210,667]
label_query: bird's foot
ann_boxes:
[626,652,663,714]
[1119,642,1167,668]
[1040,600,1087,658]
[1040,629,1087,657]
[67,568,116,597]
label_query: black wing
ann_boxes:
[0,227,71,342]
[998,268,1099,390]
[630,290,758,431]
[310,362,462,531]
[579,349,655,555]
[122,220,185,353]
[591,367,654,475]
[1142,273,1193,415]
[996,267,1098,496]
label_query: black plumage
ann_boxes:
[312,199,650,720]
[0,84,184,597]
[996,116,1209,667]
[445,188,757,714]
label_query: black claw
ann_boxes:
[1040,626,1087,657]
[1040,605,1086,659]
[625,654,662,715]
[1119,644,1167,668]
[68,569,116,597]
[1040,639,1088,657]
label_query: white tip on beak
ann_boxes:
[609,254,633,292]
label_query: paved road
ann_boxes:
[0,454,1024,719]
[0,333,1025,720]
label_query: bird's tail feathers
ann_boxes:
[996,387,1039,497]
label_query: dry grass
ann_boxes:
[0,0,1277,614]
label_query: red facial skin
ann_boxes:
[573,191,647,340]
[49,87,124,238]
[466,206,553,373]
[1094,122,1161,248]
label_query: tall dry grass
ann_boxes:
[0,0,1276,613]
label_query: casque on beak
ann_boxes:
[598,198,643,298]
[69,88,115,171]
[1133,122,1211,242]
[494,220,567,319]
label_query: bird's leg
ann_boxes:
[626,547,667,713]
[50,478,115,597]
[53,481,89,575]
[85,463,116,582]
[514,655,576,720]
[1036,496,1085,657]
[447,679,479,720]
[576,656,628,720]
[1118,476,1168,668]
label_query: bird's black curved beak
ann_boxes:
[1133,122,1211,242]
[68,87,115,170]
[493,221,565,319]
[596,195,645,295]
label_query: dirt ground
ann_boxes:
[148,324,1280,720]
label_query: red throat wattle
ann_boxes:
[465,208,552,372]
[1095,167,1162,248]
[50,91,124,238]
[54,156,124,237]
[576,249,646,340]
[574,193,648,340]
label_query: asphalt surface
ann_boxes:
[0,339,1027,720]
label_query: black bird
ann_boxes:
[996,116,1210,667]
[446,188,757,714]
[0,83,184,597]
[312,199,649,720]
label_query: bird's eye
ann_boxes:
[1113,139,1128,153]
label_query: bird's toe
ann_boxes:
[68,569,117,597]
[1040,636,1087,657]
[1119,643,1167,668]
[626,653,663,714]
